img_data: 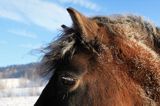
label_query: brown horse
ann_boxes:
[35,8,160,106]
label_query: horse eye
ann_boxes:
[61,76,76,86]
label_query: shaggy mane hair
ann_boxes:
[40,15,160,76]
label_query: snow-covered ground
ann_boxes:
[0,78,46,106]
[0,78,23,89]
[0,96,39,106]
[0,87,44,97]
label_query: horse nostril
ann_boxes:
[61,76,76,86]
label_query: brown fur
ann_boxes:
[35,8,160,106]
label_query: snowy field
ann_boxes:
[0,96,39,106]
[0,78,46,106]
[0,87,44,97]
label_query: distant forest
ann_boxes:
[0,63,40,79]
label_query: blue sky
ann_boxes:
[0,0,160,67]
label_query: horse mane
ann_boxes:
[93,14,160,51]
[40,14,160,76]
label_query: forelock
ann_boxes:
[39,27,101,75]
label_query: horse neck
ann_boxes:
[84,57,151,106]
[104,34,160,104]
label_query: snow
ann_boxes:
[0,87,44,97]
[0,78,46,106]
[0,78,25,88]
[0,96,39,106]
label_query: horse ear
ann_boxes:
[67,7,99,42]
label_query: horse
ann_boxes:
[35,7,160,106]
